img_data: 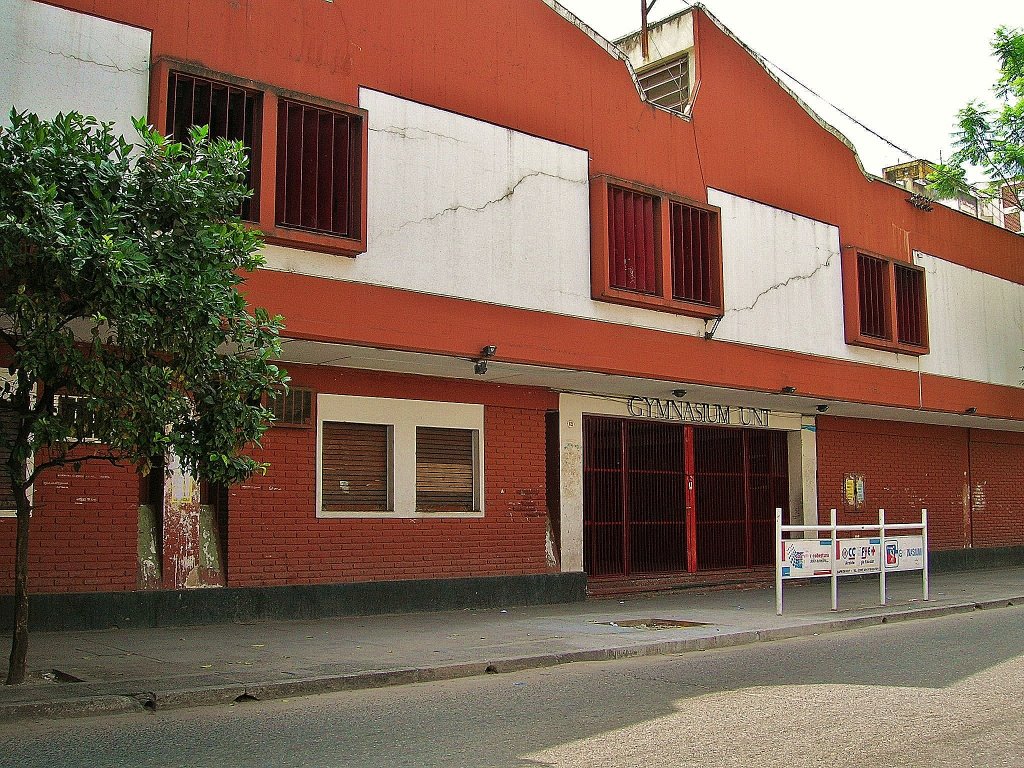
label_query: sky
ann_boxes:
[555,0,1021,180]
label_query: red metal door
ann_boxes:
[692,426,789,570]
[583,417,687,577]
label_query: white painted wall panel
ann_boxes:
[918,254,1024,388]
[709,188,915,371]
[0,0,150,131]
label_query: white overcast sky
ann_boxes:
[556,0,1021,179]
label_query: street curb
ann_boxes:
[3,596,1021,720]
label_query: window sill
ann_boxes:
[262,224,366,258]
[594,285,723,319]
[846,333,929,357]
[317,509,485,520]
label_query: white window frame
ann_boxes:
[316,394,485,519]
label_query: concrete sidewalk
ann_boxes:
[1,567,1021,721]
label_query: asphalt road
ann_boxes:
[1,606,1022,768]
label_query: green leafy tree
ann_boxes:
[0,111,287,685]
[929,25,1024,214]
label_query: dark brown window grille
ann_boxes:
[894,264,925,347]
[1005,211,1021,234]
[637,55,690,114]
[857,253,888,339]
[0,405,17,510]
[55,394,98,441]
[166,71,261,221]
[271,388,313,427]
[416,427,475,513]
[276,99,362,238]
[670,201,716,304]
[608,186,659,294]
[321,422,389,512]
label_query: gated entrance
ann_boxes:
[582,415,788,579]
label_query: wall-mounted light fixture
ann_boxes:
[780,386,797,394]
[473,345,497,375]
[964,406,977,415]
[672,389,687,399]
[816,404,829,413]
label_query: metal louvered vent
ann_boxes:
[322,422,390,512]
[637,55,690,114]
[416,427,475,513]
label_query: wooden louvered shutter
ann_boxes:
[416,427,475,512]
[322,422,389,512]
[0,406,17,510]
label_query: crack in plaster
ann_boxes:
[43,48,148,75]
[728,252,834,314]
[377,169,577,239]
[370,125,466,144]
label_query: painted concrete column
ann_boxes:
[559,402,585,574]
[787,417,819,531]
[162,450,202,590]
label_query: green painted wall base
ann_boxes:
[0,572,588,633]
[929,545,1024,572]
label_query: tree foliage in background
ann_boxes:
[929,25,1024,212]
[0,111,287,685]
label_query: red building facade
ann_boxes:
[1,1,1021,622]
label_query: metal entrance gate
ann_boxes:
[583,416,789,578]
[692,427,788,570]
[583,417,687,577]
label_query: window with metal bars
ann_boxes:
[857,253,889,339]
[844,250,928,354]
[54,394,99,442]
[321,422,390,512]
[415,427,476,513]
[637,54,690,114]
[670,201,718,305]
[0,405,16,512]
[166,71,261,221]
[608,186,659,294]
[276,99,362,239]
[271,387,313,428]
[594,177,723,318]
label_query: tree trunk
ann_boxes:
[5,487,30,685]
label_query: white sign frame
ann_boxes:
[775,508,929,615]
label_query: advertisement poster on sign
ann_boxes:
[779,539,832,578]
[835,538,881,575]
[884,536,926,572]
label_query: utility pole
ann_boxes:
[640,0,658,61]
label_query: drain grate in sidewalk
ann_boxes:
[29,669,86,684]
[597,618,710,630]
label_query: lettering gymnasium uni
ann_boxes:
[626,396,770,427]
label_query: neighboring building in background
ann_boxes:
[882,159,1021,233]
[1,0,1022,625]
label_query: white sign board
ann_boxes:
[780,536,923,580]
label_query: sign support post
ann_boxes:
[879,508,887,606]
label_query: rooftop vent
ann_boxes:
[637,54,690,114]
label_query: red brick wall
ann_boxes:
[816,417,970,550]
[0,460,139,594]
[969,430,1024,548]
[226,365,558,587]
